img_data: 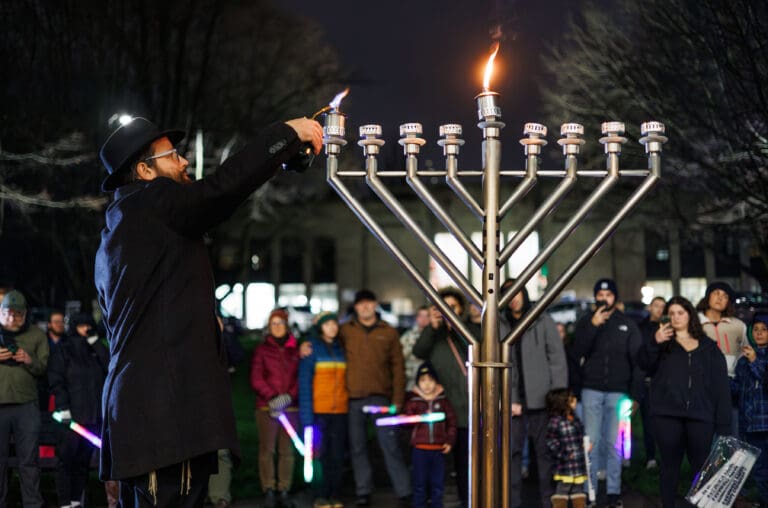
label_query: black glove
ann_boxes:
[268,394,292,417]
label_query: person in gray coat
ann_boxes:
[501,279,568,508]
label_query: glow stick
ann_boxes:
[303,426,313,482]
[52,412,102,448]
[583,436,596,502]
[616,397,632,460]
[362,405,397,414]
[277,413,305,456]
[375,412,445,427]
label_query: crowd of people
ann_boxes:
[1,277,767,508]
[1,117,766,508]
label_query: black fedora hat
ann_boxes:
[99,117,185,192]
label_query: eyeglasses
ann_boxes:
[145,148,181,164]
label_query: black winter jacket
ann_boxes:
[573,311,643,401]
[48,334,109,425]
[638,334,731,435]
[95,122,301,479]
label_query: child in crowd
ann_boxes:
[733,314,768,507]
[404,362,457,508]
[545,388,589,508]
[298,312,348,508]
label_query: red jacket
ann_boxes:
[403,386,457,448]
[250,334,299,409]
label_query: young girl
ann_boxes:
[545,388,588,508]
[733,314,768,506]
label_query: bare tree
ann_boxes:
[540,0,768,284]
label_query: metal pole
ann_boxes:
[468,343,480,508]
[480,127,502,508]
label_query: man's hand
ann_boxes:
[591,306,611,327]
[0,347,12,361]
[285,118,323,155]
[429,306,443,330]
[442,443,452,454]
[12,348,32,365]
[655,323,674,344]
[511,403,522,416]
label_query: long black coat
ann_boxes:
[94,122,300,479]
[47,334,109,425]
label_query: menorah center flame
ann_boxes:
[483,42,500,92]
[330,87,350,110]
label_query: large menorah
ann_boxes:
[318,56,667,507]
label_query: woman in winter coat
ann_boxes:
[638,296,731,508]
[48,313,109,508]
[250,309,299,508]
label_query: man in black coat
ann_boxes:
[94,116,321,507]
[48,312,109,507]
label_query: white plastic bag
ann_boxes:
[686,435,761,508]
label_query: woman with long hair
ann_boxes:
[638,296,731,508]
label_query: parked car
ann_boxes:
[734,292,768,325]
[546,299,594,335]
[278,305,314,335]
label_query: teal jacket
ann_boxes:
[0,323,49,404]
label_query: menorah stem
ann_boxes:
[499,153,537,218]
[447,154,484,220]
[326,154,477,343]
[500,341,513,508]
[480,133,502,507]
[498,154,620,311]
[502,170,659,345]
[499,153,578,265]
[468,344,481,508]
[367,155,483,308]
[407,162,482,266]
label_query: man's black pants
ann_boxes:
[119,453,217,508]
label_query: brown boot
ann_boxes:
[570,493,588,508]
[551,495,569,508]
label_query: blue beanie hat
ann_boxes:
[593,278,618,299]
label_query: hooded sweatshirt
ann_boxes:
[638,333,731,435]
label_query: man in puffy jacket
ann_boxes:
[573,279,643,508]
[95,115,321,506]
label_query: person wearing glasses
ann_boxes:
[0,290,49,508]
[250,308,300,508]
[95,116,322,506]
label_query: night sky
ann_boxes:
[278,0,579,165]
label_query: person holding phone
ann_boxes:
[638,296,731,508]
[573,279,643,508]
[637,296,666,470]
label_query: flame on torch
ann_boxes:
[482,42,500,92]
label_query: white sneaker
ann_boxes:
[596,470,606,480]
[646,459,658,469]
